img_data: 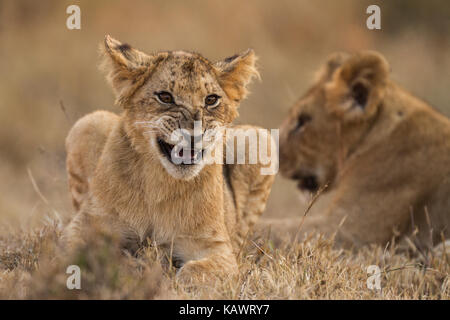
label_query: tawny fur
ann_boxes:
[261,51,450,249]
[63,36,275,281]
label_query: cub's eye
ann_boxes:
[204,94,221,108]
[295,114,311,130]
[155,91,174,104]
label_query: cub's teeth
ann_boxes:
[194,150,202,161]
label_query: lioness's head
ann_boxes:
[101,35,258,180]
[279,51,390,192]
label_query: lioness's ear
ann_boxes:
[314,52,349,83]
[214,49,260,103]
[325,51,390,121]
[100,35,157,106]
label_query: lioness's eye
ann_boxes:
[205,94,221,108]
[296,114,311,130]
[155,91,174,104]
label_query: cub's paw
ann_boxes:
[176,258,237,285]
[176,259,213,284]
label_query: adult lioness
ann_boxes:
[62,36,276,281]
[273,51,450,248]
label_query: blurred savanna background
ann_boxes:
[1,0,449,230]
[0,0,449,299]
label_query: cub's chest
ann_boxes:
[118,181,225,243]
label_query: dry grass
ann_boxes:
[0,217,448,300]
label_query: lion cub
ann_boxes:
[268,51,450,249]
[63,36,275,281]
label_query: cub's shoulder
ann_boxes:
[66,110,119,150]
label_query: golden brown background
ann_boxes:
[1,0,449,231]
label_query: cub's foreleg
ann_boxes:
[61,202,140,254]
[176,236,238,283]
[224,125,277,242]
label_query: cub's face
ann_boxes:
[101,36,258,180]
[280,51,389,193]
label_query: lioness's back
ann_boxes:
[66,110,119,210]
[276,51,450,248]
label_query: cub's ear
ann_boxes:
[100,35,157,106]
[325,51,390,121]
[214,49,260,103]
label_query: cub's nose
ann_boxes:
[180,129,203,150]
[193,109,202,121]
[180,108,203,129]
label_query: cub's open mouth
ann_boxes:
[157,138,204,165]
